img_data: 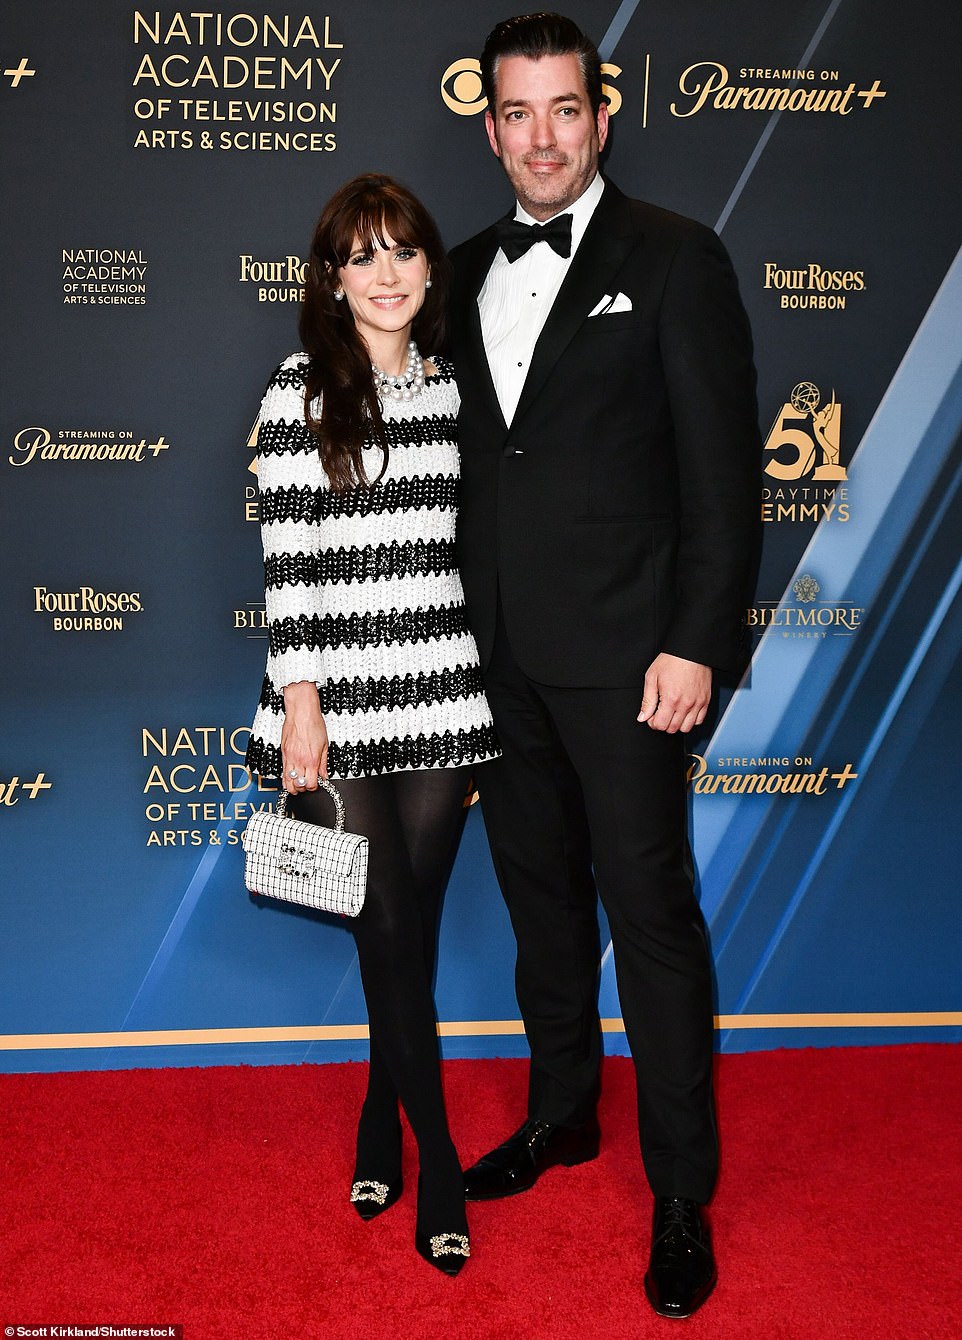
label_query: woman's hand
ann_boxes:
[281,681,329,789]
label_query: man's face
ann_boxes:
[484,52,608,221]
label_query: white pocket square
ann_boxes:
[588,292,633,317]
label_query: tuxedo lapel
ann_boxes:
[458,224,509,436]
[512,182,641,430]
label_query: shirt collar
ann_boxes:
[514,173,605,253]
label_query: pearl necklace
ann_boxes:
[372,340,425,402]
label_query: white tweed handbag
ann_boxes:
[242,780,368,917]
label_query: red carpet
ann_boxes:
[3,1046,960,1338]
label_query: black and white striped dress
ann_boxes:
[244,353,498,780]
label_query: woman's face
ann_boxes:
[336,231,430,355]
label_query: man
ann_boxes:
[449,12,761,1320]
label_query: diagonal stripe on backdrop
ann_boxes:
[714,0,846,232]
[599,0,644,62]
[121,782,255,1027]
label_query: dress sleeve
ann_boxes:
[255,356,328,692]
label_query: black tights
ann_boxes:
[290,766,471,1232]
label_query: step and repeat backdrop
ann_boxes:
[2,0,960,1072]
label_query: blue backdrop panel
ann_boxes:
[1,0,960,1071]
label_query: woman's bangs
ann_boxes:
[334,199,422,264]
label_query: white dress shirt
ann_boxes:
[479,174,605,426]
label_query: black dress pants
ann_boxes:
[478,606,718,1203]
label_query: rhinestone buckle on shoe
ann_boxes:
[351,1179,389,1205]
[429,1233,470,1258]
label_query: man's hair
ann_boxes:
[480,12,603,114]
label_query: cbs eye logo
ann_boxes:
[440,59,623,116]
[441,58,487,115]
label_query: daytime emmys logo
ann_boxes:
[762,381,849,525]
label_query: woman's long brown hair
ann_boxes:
[298,173,450,491]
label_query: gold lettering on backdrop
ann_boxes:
[172,98,334,122]
[745,605,862,631]
[746,571,864,639]
[233,605,269,631]
[141,725,275,844]
[9,428,169,465]
[132,13,341,49]
[761,485,850,524]
[34,587,142,614]
[142,726,252,756]
[0,774,53,806]
[238,253,307,304]
[60,247,149,303]
[30,585,143,633]
[764,264,865,294]
[763,383,847,503]
[131,12,344,150]
[143,763,257,793]
[239,255,308,284]
[132,53,340,90]
[762,262,866,313]
[687,754,859,796]
[670,61,885,117]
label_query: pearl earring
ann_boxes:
[425,278,432,289]
[333,289,344,301]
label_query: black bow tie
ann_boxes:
[496,214,573,263]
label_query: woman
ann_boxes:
[245,174,498,1275]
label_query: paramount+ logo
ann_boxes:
[34,585,143,632]
[9,427,170,467]
[0,773,52,806]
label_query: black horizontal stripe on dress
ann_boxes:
[264,538,458,590]
[256,413,458,458]
[267,604,469,657]
[375,414,458,447]
[259,474,458,525]
[264,362,309,394]
[245,724,494,782]
[256,663,486,716]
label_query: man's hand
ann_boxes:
[637,653,712,734]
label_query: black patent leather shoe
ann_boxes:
[644,1196,717,1319]
[349,1176,402,1221]
[463,1117,601,1201]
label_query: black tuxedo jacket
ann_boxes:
[449,179,762,688]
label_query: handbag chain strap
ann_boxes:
[277,778,346,831]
